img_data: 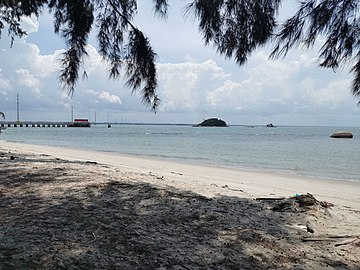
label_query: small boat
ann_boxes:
[108,124,111,128]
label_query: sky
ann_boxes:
[0,1,359,126]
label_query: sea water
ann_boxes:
[1,124,359,182]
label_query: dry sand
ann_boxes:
[1,141,360,269]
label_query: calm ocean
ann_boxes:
[1,124,359,182]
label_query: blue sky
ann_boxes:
[0,1,359,126]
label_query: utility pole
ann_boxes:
[72,106,74,122]
[16,93,20,123]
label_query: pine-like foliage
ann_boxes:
[270,0,360,102]
[1,0,360,109]
[186,0,281,65]
[0,0,48,46]
[0,0,167,111]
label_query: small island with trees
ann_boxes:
[194,118,228,127]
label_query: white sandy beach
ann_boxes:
[2,140,360,210]
[1,140,360,269]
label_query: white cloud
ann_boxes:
[0,19,358,125]
[21,16,39,34]
[303,80,350,109]
[32,49,63,77]
[15,68,41,90]
[98,91,122,104]
[0,74,12,94]
[157,60,230,112]
[138,49,356,125]
[82,45,105,75]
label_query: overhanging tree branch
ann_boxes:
[270,0,360,100]
[1,0,360,108]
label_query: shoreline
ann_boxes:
[1,140,359,210]
[2,138,359,183]
[2,124,359,183]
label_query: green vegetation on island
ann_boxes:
[194,118,228,127]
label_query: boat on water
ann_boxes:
[68,119,91,127]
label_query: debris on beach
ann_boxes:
[256,193,334,213]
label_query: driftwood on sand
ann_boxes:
[1,149,360,269]
[302,235,360,245]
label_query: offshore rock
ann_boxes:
[330,131,353,139]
